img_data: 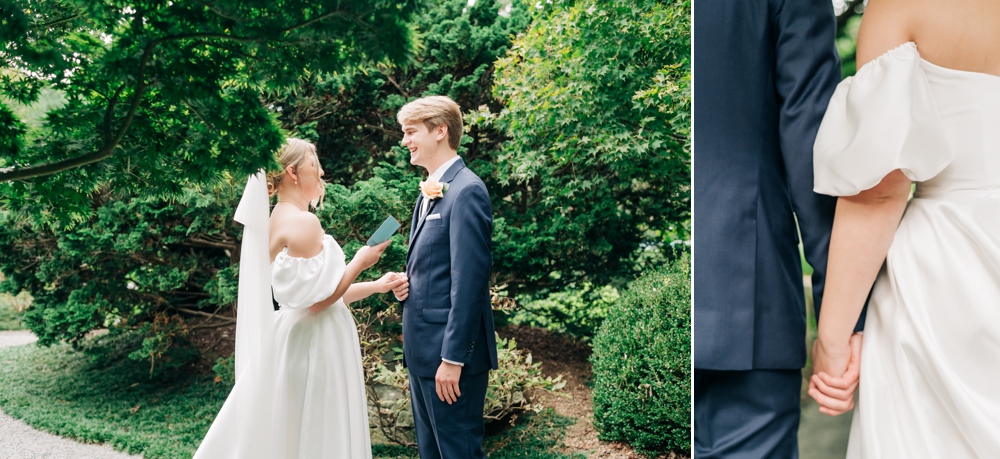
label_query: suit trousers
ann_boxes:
[409,370,489,459]
[694,369,802,459]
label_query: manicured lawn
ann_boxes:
[0,341,583,459]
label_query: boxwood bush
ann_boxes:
[590,255,690,455]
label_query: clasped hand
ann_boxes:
[375,272,408,295]
[809,332,863,416]
[388,272,409,300]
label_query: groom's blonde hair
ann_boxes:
[397,96,463,150]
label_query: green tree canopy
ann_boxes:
[0,0,417,222]
[480,0,690,293]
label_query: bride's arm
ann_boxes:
[814,0,915,376]
[813,170,910,371]
[810,2,915,414]
[341,273,406,305]
[307,242,393,313]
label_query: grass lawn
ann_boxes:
[0,341,583,459]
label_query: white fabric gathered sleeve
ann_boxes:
[271,235,347,309]
[813,42,954,196]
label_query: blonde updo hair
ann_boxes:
[265,138,324,198]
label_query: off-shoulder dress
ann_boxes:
[814,42,1000,457]
[194,234,372,458]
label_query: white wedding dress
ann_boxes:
[194,173,372,458]
[814,42,1000,458]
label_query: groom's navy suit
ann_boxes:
[693,0,843,457]
[402,157,496,459]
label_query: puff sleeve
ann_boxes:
[271,235,347,309]
[813,42,953,196]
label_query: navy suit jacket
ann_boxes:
[402,158,498,378]
[693,0,841,370]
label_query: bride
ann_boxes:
[809,0,1000,456]
[193,138,406,458]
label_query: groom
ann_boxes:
[392,95,497,459]
[693,1,861,457]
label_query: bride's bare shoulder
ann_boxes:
[854,0,918,68]
[860,0,1000,75]
[270,209,324,260]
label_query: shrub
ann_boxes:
[368,332,566,448]
[509,283,619,339]
[590,256,690,455]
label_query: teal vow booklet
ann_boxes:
[366,216,401,246]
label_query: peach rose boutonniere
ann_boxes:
[419,178,448,200]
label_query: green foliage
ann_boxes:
[0,183,240,349]
[212,353,236,387]
[590,256,691,455]
[127,313,200,379]
[485,336,567,421]
[510,283,619,339]
[0,0,418,222]
[476,0,690,294]
[268,0,533,187]
[0,101,26,155]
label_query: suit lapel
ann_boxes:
[408,194,423,245]
[406,194,423,269]
[405,158,468,266]
[409,198,440,244]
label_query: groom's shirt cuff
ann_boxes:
[442,358,464,367]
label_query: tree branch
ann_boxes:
[182,236,237,251]
[103,83,127,145]
[0,39,158,182]
[172,305,235,321]
[34,12,82,29]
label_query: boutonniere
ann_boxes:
[419,178,448,200]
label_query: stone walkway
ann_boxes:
[0,330,141,459]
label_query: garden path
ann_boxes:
[0,330,142,459]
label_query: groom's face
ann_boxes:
[401,121,445,171]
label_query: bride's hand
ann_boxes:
[375,272,408,295]
[351,240,391,270]
[809,332,863,416]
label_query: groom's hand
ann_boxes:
[392,273,409,301]
[435,361,463,404]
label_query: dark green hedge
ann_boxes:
[590,254,690,455]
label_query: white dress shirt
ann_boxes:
[419,155,461,220]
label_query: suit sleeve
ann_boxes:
[442,181,493,364]
[773,0,864,330]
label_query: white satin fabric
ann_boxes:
[194,173,371,459]
[814,43,1000,458]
